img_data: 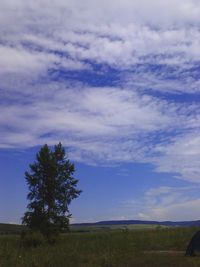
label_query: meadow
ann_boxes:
[1,226,200,267]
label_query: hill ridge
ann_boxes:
[72,219,200,227]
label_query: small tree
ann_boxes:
[22,143,81,240]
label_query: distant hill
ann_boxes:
[72,219,200,227]
[1,219,200,234]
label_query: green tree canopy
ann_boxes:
[22,143,81,238]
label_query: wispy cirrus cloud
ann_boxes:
[0,80,199,182]
[1,1,200,80]
[0,0,200,184]
[152,132,200,183]
[0,85,173,145]
[123,185,200,221]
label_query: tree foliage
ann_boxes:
[22,143,81,239]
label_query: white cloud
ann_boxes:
[125,186,200,221]
[152,132,200,183]
[0,78,199,182]
[1,0,200,90]
[0,45,58,75]
[0,85,173,145]
[0,0,199,184]
[46,0,200,27]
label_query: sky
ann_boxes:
[0,0,200,224]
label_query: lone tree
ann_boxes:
[22,143,81,239]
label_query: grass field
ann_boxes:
[69,223,167,232]
[0,227,200,267]
[0,223,25,235]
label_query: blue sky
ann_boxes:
[0,0,200,223]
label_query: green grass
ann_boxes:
[69,223,167,232]
[0,227,200,267]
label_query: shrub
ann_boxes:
[21,230,45,248]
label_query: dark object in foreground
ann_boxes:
[185,231,200,256]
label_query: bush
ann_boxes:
[21,230,45,248]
